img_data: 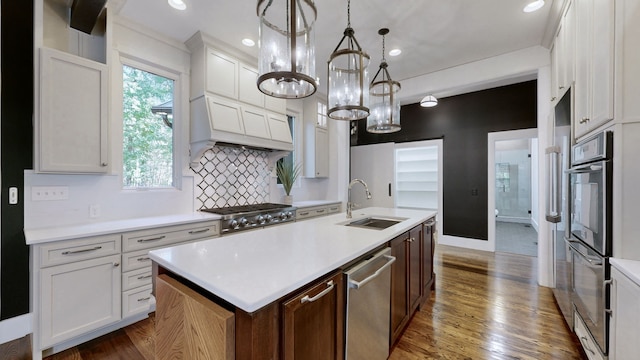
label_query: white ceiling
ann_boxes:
[115,0,561,99]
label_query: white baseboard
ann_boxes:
[0,313,32,345]
[439,234,493,252]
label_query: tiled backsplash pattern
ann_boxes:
[192,147,270,209]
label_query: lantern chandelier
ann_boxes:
[326,0,370,121]
[256,0,318,99]
[367,28,401,134]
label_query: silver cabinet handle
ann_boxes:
[137,235,166,243]
[299,211,310,216]
[137,297,151,302]
[188,228,210,234]
[62,246,102,255]
[137,274,152,280]
[406,237,415,243]
[579,117,590,124]
[315,209,325,213]
[349,255,396,289]
[551,96,557,102]
[137,257,150,262]
[300,280,334,304]
[330,207,338,211]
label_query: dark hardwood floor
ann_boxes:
[1,244,586,359]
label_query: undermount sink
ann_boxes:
[345,216,407,230]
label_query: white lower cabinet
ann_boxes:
[32,219,220,358]
[40,254,121,348]
[610,265,640,360]
[574,311,605,360]
[296,203,341,221]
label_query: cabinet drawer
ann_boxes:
[39,234,121,267]
[122,248,155,272]
[122,267,153,291]
[574,312,605,360]
[122,221,219,252]
[327,204,341,214]
[296,206,327,220]
[122,284,153,318]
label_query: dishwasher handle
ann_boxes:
[348,255,396,289]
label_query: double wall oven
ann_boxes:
[567,131,613,358]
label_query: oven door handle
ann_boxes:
[567,239,603,267]
[567,163,603,173]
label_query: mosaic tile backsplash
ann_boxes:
[192,146,270,209]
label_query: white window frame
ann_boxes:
[118,55,183,190]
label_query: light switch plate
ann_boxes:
[9,187,18,204]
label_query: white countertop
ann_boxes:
[611,258,640,286]
[293,200,341,208]
[24,212,221,245]
[149,207,436,313]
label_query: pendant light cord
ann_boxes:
[381,33,386,63]
[347,0,351,27]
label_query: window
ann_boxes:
[277,115,298,185]
[122,65,175,188]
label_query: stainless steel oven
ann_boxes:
[568,238,610,356]
[567,130,613,358]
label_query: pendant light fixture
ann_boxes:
[257,0,317,99]
[327,0,370,120]
[420,94,438,107]
[367,28,401,133]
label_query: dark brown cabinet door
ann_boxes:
[390,232,409,345]
[422,219,435,299]
[408,226,422,313]
[281,271,344,360]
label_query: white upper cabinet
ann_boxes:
[574,0,614,139]
[37,47,108,173]
[243,106,272,140]
[303,97,330,178]
[206,95,245,135]
[264,93,287,114]
[550,0,574,103]
[267,112,293,143]
[205,48,239,99]
[239,63,264,107]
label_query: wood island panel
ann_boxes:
[155,274,235,360]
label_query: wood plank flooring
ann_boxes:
[1,244,586,360]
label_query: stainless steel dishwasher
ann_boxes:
[344,247,396,360]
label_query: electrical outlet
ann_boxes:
[32,186,69,201]
[89,204,101,218]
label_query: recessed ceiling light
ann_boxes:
[523,0,544,13]
[389,49,402,57]
[242,38,255,47]
[168,0,186,10]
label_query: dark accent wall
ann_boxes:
[353,80,537,240]
[1,1,34,319]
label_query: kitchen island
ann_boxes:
[150,207,436,360]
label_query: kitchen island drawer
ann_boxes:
[39,234,121,267]
[327,204,341,214]
[122,267,153,291]
[122,284,153,318]
[122,221,219,252]
[575,311,605,360]
[296,206,327,220]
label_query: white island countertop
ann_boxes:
[149,207,436,313]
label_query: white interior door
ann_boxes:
[350,143,395,208]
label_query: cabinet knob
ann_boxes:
[579,117,590,124]
[551,97,557,102]
[101,162,108,167]
[559,86,564,90]
[113,262,120,267]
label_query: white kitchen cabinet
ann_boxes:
[609,264,640,360]
[239,63,264,107]
[304,97,330,178]
[242,106,272,140]
[37,47,108,173]
[574,0,614,139]
[267,112,294,143]
[40,253,121,348]
[550,0,574,103]
[265,94,287,114]
[206,95,245,135]
[296,203,341,221]
[205,48,239,99]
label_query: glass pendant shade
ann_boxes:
[420,94,438,107]
[327,28,370,120]
[367,29,401,134]
[257,0,317,99]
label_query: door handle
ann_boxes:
[388,183,392,197]
[301,280,334,304]
[348,255,396,289]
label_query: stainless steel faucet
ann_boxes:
[347,179,372,218]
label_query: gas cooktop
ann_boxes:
[200,203,297,234]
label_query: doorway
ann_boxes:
[488,129,538,256]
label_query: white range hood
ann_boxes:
[189,94,293,166]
